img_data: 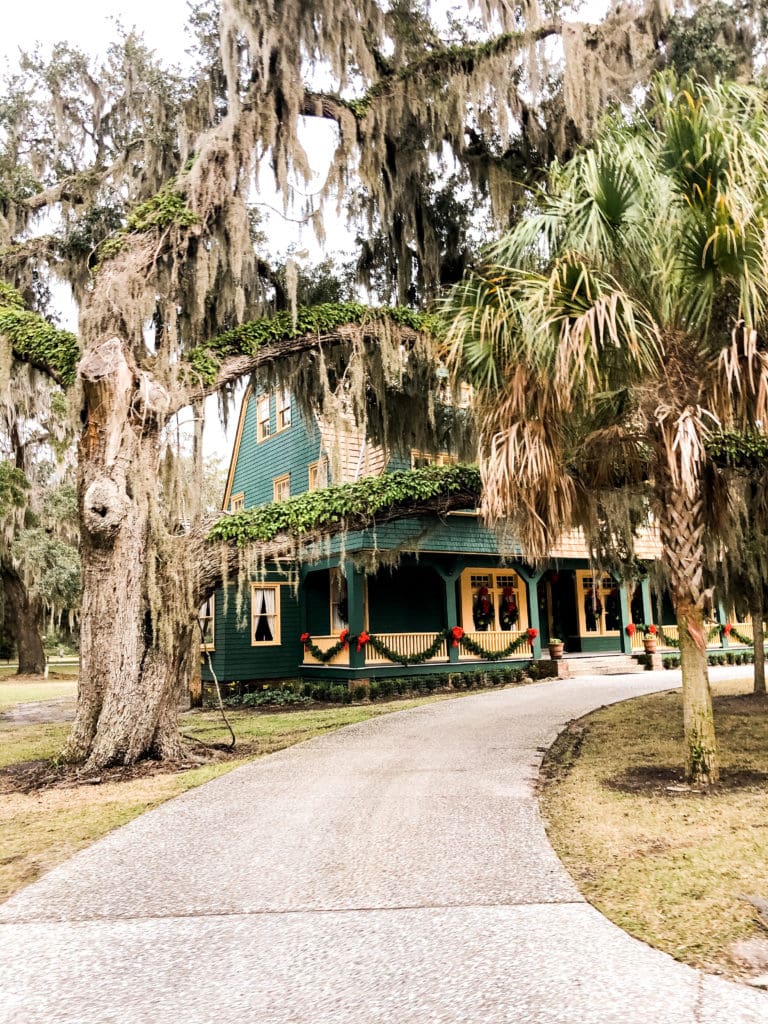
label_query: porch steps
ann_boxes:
[562,653,647,677]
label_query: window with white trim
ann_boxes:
[251,585,280,645]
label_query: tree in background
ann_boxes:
[1,1,765,767]
[446,75,768,784]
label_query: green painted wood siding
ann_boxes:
[229,392,323,509]
[202,577,303,682]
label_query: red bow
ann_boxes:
[339,628,349,648]
[451,625,464,647]
[356,630,370,653]
[723,623,732,636]
[526,628,538,641]
[300,632,310,645]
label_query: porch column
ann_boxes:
[518,568,543,659]
[439,568,461,665]
[619,586,633,654]
[718,597,729,649]
[344,559,367,669]
[299,566,310,634]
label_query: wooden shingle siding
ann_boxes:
[318,417,386,483]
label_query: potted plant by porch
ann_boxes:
[548,638,565,660]
[642,624,658,654]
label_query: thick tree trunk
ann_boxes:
[0,560,45,675]
[750,592,766,695]
[63,337,192,769]
[658,483,719,785]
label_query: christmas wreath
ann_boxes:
[499,586,519,630]
[473,585,495,630]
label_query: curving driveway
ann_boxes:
[1,669,766,1023]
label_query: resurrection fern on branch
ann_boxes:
[0,283,79,387]
[207,464,482,546]
[187,302,438,384]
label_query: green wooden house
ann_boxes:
[200,387,682,687]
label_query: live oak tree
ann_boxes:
[0,0,756,768]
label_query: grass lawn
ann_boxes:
[0,693,462,904]
[0,679,78,708]
[540,676,768,982]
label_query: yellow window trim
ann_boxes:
[308,458,329,491]
[273,473,290,502]
[230,491,245,512]
[250,582,282,647]
[458,567,528,633]
[275,389,292,434]
[256,394,272,443]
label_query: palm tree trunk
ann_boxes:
[676,598,719,782]
[659,486,719,784]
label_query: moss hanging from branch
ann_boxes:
[207,463,481,547]
[187,301,439,384]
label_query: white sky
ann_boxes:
[2,1,193,65]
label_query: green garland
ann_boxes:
[728,626,755,647]
[456,632,532,660]
[301,636,349,663]
[300,626,534,667]
[660,624,738,648]
[365,631,448,666]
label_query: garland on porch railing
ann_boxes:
[658,624,735,648]
[455,627,538,661]
[364,631,448,665]
[299,626,539,666]
[300,629,349,663]
[727,625,755,647]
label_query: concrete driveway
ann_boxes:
[1,669,766,1023]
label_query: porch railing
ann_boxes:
[302,635,350,666]
[460,629,533,660]
[365,632,448,665]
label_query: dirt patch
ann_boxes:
[0,699,76,725]
[0,743,236,795]
[3,672,76,682]
[538,720,588,784]
[606,766,768,795]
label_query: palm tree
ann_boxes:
[445,75,768,784]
